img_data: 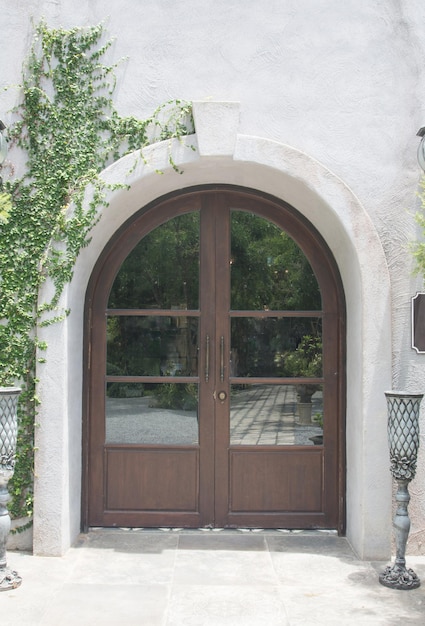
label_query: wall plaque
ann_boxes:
[412,292,425,353]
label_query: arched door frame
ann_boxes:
[83,185,346,531]
[33,101,392,559]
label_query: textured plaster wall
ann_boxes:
[1,1,425,555]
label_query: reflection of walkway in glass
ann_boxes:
[106,396,199,445]
[230,385,322,445]
[105,385,323,446]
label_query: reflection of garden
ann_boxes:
[106,316,199,378]
[105,212,325,446]
[230,385,323,445]
[106,211,324,382]
[105,384,323,446]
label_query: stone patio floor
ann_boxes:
[1,528,425,625]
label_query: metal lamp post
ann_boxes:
[0,387,22,591]
[379,391,423,590]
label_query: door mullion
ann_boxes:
[213,199,231,526]
[199,195,217,526]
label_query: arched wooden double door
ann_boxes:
[84,187,345,531]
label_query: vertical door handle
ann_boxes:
[205,335,210,382]
[220,336,224,382]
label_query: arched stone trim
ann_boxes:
[34,102,391,559]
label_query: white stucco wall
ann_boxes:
[1,1,425,557]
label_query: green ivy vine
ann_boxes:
[413,178,425,280]
[0,21,194,525]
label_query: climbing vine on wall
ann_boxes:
[413,178,425,279]
[0,21,194,524]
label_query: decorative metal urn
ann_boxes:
[0,387,22,591]
[379,391,423,590]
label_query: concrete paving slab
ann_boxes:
[167,584,290,626]
[42,583,169,626]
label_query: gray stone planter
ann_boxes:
[7,517,33,551]
[297,401,313,424]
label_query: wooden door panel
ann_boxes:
[105,447,199,511]
[229,448,323,513]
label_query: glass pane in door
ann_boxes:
[230,317,322,378]
[107,316,199,376]
[108,212,200,309]
[230,212,321,311]
[106,382,199,444]
[230,384,323,445]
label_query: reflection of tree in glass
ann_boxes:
[284,334,323,404]
[151,383,198,411]
[107,213,200,381]
[230,212,322,377]
[231,212,321,311]
[106,316,199,377]
[231,318,322,378]
[108,212,200,309]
